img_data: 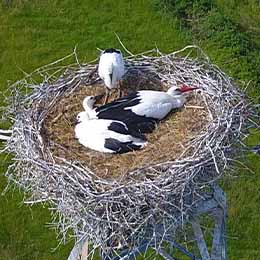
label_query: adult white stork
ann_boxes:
[82,94,156,133]
[98,48,125,104]
[75,112,147,154]
[82,84,198,133]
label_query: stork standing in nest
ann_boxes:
[98,48,125,104]
[75,112,147,154]
[82,85,198,133]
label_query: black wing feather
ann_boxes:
[96,91,158,134]
[103,48,121,54]
[108,122,129,135]
[108,121,147,140]
[95,91,140,112]
[104,138,143,154]
[99,108,157,134]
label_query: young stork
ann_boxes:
[82,85,198,132]
[98,48,125,104]
[75,112,147,154]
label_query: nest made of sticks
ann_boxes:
[2,46,258,254]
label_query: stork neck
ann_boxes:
[83,113,90,121]
[167,87,179,96]
[84,105,93,114]
[83,103,97,119]
[170,95,186,108]
[83,99,94,114]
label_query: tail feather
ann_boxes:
[129,121,157,134]
[104,138,146,154]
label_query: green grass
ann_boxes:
[0,1,187,259]
[0,0,260,259]
[0,155,73,260]
[216,0,260,45]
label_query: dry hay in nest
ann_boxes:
[44,83,208,180]
[1,46,259,255]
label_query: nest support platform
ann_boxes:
[69,184,227,260]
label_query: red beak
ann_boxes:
[179,84,198,93]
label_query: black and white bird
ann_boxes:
[98,48,125,103]
[82,94,157,133]
[82,85,198,133]
[75,112,147,154]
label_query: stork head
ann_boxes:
[167,85,199,108]
[102,48,122,55]
[167,84,198,96]
[75,111,89,125]
[82,95,104,111]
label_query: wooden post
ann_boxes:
[81,240,89,260]
[192,218,211,260]
[68,239,87,260]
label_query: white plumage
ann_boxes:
[82,85,198,133]
[98,48,125,103]
[74,112,147,154]
[121,85,198,119]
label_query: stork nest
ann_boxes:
[1,46,258,255]
[44,83,207,180]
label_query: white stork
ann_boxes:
[82,84,198,133]
[98,48,125,104]
[74,112,147,154]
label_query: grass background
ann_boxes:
[0,0,259,259]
